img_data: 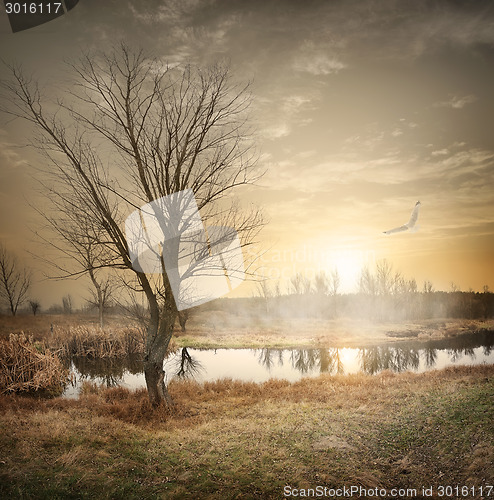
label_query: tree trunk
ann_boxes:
[88,268,104,329]
[98,299,104,329]
[144,332,175,408]
[144,358,174,408]
[178,310,188,332]
[143,278,177,408]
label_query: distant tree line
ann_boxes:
[247,260,494,321]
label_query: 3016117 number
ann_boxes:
[437,485,493,497]
[4,3,62,14]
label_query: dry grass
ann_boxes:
[0,313,120,341]
[0,365,492,499]
[0,333,70,395]
[49,325,144,358]
[1,364,492,427]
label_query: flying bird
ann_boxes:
[383,201,421,235]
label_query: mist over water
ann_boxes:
[63,331,494,398]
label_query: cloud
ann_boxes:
[256,93,317,141]
[434,94,478,109]
[260,123,291,140]
[431,149,449,156]
[343,124,386,151]
[294,53,346,75]
[0,141,29,170]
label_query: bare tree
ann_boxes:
[256,279,272,313]
[376,259,394,295]
[29,299,41,315]
[1,45,263,407]
[313,271,329,296]
[34,208,116,328]
[177,309,190,332]
[290,273,304,295]
[0,244,31,316]
[86,274,115,328]
[62,294,73,314]
[329,268,341,296]
[290,273,311,295]
[358,265,377,296]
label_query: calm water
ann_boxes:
[63,330,494,398]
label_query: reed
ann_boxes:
[0,333,70,395]
[49,325,144,358]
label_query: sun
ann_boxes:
[326,249,374,294]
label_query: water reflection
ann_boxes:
[64,331,494,397]
[174,347,203,379]
[359,346,420,374]
[71,354,143,387]
[254,348,346,375]
[252,331,494,376]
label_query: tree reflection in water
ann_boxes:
[255,348,345,375]
[359,346,420,375]
[289,349,319,374]
[423,347,437,368]
[174,347,203,379]
[256,348,280,371]
[72,354,143,388]
[254,330,493,377]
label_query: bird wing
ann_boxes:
[383,225,409,235]
[407,201,421,228]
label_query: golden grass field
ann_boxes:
[0,365,493,499]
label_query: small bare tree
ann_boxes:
[35,211,116,328]
[0,244,31,316]
[376,259,394,296]
[358,265,377,296]
[62,294,73,314]
[257,279,272,313]
[329,268,341,296]
[313,271,329,296]
[290,273,304,295]
[177,309,190,332]
[29,299,41,315]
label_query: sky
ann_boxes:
[0,0,493,307]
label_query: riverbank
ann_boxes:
[1,364,493,499]
[2,313,493,350]
[176,317,494,349]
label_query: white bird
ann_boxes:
[383,201,421,235]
